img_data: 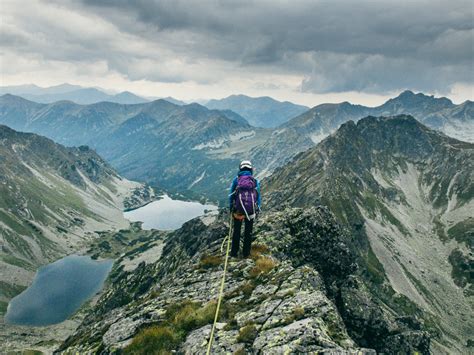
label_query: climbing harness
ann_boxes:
[206,213,233,355]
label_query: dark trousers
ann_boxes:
[231,217,254,257]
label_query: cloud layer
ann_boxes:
[1,0,473,103]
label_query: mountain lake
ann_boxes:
[5,255,113,326]
[124,194,218,230]
[5,196,216,326]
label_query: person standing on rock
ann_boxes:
[229,160,261,258]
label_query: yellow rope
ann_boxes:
[206,213,233,355]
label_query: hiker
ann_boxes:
[229,160,261,258]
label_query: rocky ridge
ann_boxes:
[59,208,429,354]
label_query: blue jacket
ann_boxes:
[229,170,261,209]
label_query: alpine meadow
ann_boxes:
[0,1,473,354]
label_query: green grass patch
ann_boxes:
[124,326,180,355]
[432,215,447,242]
[0,209,31,236]
[237,323,258,343]
[241,281,255,297]
[447,218,474,246]
[3,231,35,260]
[167,300,217,332]
[250,243,270,260]
[198,254,222,269]
[249,256,277,278]
[0,300,8,315]
[364,247,386,285]
[0,280,27,299]
[125,298,236,354]
[448,248,472,294]
[400,264,436,302]
[21,350,44,355]
[0,254,34,270]
[378,204,410,236]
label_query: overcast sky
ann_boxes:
[1,0,473,106]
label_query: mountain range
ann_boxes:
[0,85,311,127]
[286,90,473,142]
[252,91,473,175]
[0,91,472,204]
[0,84,188,106]
[0,94,259,201]
[0,84,151,105]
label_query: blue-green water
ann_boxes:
[124,194,218,230]
[5,255,113,326]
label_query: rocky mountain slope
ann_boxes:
[265,115,474,352]
[58,208,430,354]
[206,94,309,128]
[0,125,152,305]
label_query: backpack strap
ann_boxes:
[239,193,251,221]
[251,192,255,216]
[238,191,256,221]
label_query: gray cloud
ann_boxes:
[300,51,474,93]
[2,0,473,95]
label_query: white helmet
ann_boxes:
[239,160,253,170]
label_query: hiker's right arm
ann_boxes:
[229,177,237,209]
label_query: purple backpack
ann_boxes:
[235,175,257,219]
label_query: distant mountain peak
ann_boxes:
[0,93,38,104]
[147,98,177,106]
[390,90,453,106]
[205,94,309,127]
[340,114,426,135]
[49,83,84,90]
[398,89,416,97]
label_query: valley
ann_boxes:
[0,125,156,300]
